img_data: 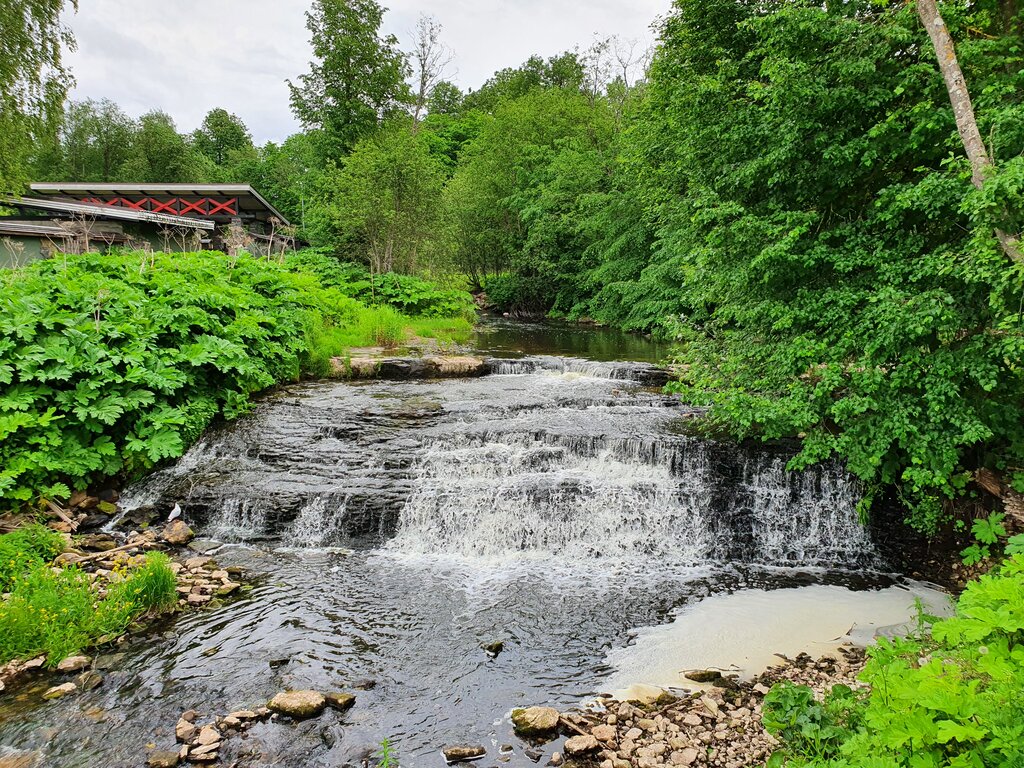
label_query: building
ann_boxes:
[0,183,294,268]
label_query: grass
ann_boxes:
[304,307,475,376]
[0,527,178,666]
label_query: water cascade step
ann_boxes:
[122,358,876,568]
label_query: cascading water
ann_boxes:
[1,339,930,768]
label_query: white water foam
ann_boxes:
[602,583,954,698]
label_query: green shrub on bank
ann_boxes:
[763,556,1024,767]
[0,524,65,591]
[0,250,370,505]
[0,527,178,665]
[286,249,475,319]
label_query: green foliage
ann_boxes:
[288,0,410,157]
[764,556,1024,767]
[0,0,76,192]
[0,250,367,505]
[286,249,475,318]
[961,511,1018,565]
[653,0,1024,529]
[377,737,396,768]
[0,524,64,591]
[0,549,178,665]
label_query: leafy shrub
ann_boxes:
[286,249,475,318]
[0,251,363,506]
[764,556,1024,767]
[0,524,64,591]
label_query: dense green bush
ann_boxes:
[285,249,475,319]
[764,556,1024,767]
[0,250,363,505]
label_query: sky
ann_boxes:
[63,0,672,145]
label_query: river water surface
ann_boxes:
[0,320,945,768]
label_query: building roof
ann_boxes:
[0,195,215,230]
[29,183,289,225]
[0,219,129,241]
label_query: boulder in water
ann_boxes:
[325,692,356,712]
[146,751,180,768]
[268,690,326,718]
[511,706,560,738]
[42,682,76,700]
[162,520,193,545]
[684,669,723,683]
[481,640,504,657]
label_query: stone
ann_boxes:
[547,753,563,766]
[42,682,77,700]
[220,716,241,729]
[682,714,702,727]
[684,669,723,683]
[57,655,91,673]
[96,501,118,515]
[268,690,326,719]
[162,520,194,546]
[442,744,486,763]
[75,671,103,691]
[481,640,504,656]
[592,724,617,742]
[325,692,356,712]
[186,593,211,605]
[673,747,699,765]
[195,725,220,746]
[146,751,179,768]
[184,556,212,570]
[190,743,219,757]
[98,488,120,503]
[699,696,719,717]
[564,735,600,756]
[624,727,643,741]
[637,718,657,731]
[215,581,241,596]
[175,718,197,743]
[228,710,258,720]
[77,534,117,552]
[511,706,561,738]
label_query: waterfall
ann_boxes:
[386,434,873,566]
[124,363,877,569]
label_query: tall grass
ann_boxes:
[0,538,178,666]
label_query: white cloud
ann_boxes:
[64,0,671,144]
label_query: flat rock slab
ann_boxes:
[325,692,356,712]
[334,355,487,380]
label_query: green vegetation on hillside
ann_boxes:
[763,554,1024,767]
[0,250,472,508]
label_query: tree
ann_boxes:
[288,0,410,157]
[118,111,208,183]
[916,0,1022,264]
[324,119,444,274]
[410,14,454,126]
[427,81,464,116]
[192,108,253,167]
[462,53,584,113]
[33,98,135,181]
[0,0,76,192]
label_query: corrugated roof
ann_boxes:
[29,183,289,225]
[0,196,215,230]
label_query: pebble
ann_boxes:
[268,689,327,718]
[56,655,91,673]
[442,744,486,762]
[146,750,180,768]
[42,683,77,700]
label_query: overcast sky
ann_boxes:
[63,0,672,145]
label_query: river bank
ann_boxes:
[508,647,867,768]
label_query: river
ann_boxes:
[0,319,946,768]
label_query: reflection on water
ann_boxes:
[472,315,669,362]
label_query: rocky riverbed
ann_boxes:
[499,648,867,768]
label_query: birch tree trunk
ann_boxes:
[917,0,1022,264]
